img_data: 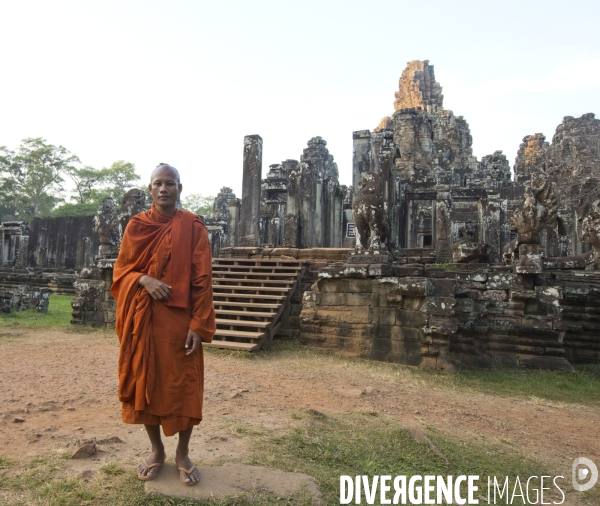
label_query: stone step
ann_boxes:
[203,341,259,351]
[213,286,290,293]
[215,310,276,318]
[212,301,281,309]
[216,318,270,328]
[213,278,294,285]
[213,293,287,300]
[213,328,266,339]
[213,263,302,270]
[212,271,301,278]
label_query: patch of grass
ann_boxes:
[99,461,124,476]
[441,364,600,406]
[0,457,14,469]
[0,294,73,328]
[0,454,312,505]
[250,411,565,505]
[260,337,600,407]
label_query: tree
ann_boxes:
[0,138,79,220]
[181,194,215,218]
[102,160,140,204]
[59,160,142,216]
[67,165,106,204]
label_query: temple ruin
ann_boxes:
[2,59,600,371]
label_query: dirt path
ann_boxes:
[1,328,598,492]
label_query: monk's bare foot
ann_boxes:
[176,451,201,486]
[137,448,166,481]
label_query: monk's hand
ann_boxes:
[139,275,172,301]
[185,329,202,355]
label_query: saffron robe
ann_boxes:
[111,205,216,436]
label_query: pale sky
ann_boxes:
[1,0,599,200]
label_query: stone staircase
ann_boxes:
[205,258,304,351]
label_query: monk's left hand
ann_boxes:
[185,329,202,355]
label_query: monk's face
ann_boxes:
[149,166,182,216]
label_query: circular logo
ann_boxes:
[572,458,598,492]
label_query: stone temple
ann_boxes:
[3,60,600,372]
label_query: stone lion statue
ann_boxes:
[508,172,558,244]
[580,200,600,264]
[93,197,120,257]
[352,171,389,252]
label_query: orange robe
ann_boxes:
[111,205,216,436]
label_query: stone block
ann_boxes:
[315,307,371,324]
[521,315,553,329]
[396,309,427,328]
[319,292,345,306]
[344,293,374,306]
[425,297,456,316]
[535,286,564,303]
[553,319,583,332]
[494,351,519,367]
[393,264,424,277]
[391,326,423,342]
[388,339,423,366]
[402,296,426,311]
[427,316,458,335]
[484,314,521,332]
[518,355,574,371]
[368,263,395,277]
[483,290,508,301]
[315,278,344,293]
[426,278,456,297]
[398,278,427,297]
[371,277,399,294]
[453,298,474,314]
[345,278,374,293]
[487,273,522,290]
[452,272,488,283]
[343,265,369,278]
[371,307,396,326]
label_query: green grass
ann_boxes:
[442,364,600,406]
[3,414,586,506]
[248,410,573,506]
[0,294,74,328]
[235,337,600,408]
[0,454,312,505]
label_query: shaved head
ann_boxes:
[151,163,180,183]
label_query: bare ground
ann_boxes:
[0,328,598,503]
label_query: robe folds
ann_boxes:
[111,205,216,436]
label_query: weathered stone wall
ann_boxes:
[27,216,98,270]
[299,262,600,370]
[0,268,77,295]
[0,284,50,314]
[71,260,115,327]
[0,222,29,268]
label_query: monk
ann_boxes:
[111,163,215,486]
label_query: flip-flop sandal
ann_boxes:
[178,464,200,486]
[137,458,163,481]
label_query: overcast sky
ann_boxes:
[1,0,599,199]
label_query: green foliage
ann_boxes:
[51,202,99,217]
[0,138,79,220]
[251,412,549,505]
[181,193,215,218]
[64,160,141,210]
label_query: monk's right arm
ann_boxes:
[138,275,172,301]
